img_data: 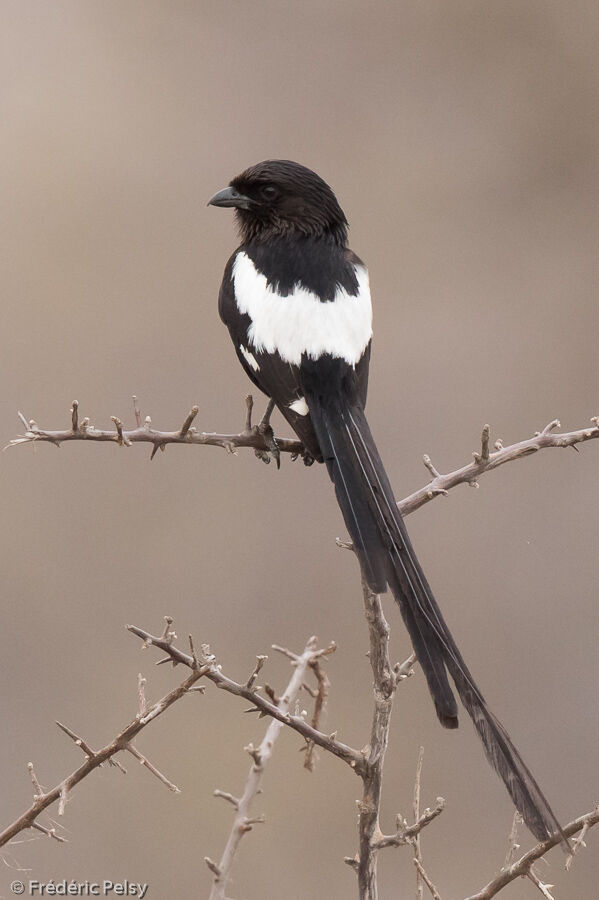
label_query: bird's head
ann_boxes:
[208,160,348,245]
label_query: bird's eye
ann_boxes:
[260,185,278,201]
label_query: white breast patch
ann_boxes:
[232,251,372,366]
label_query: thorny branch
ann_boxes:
[0,625,341,863]
[127,623,361,772]
[8,397,304,464]
[9,402,599,512]
[6,399,599,896]
[2,614,597,897]
[399,417,599,515]
[463,807,599,900]
[343,582,443,900]
[207,637,328,900]
[0,661,204,849]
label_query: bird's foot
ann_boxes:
[245,397,280,468]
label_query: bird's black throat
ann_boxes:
[242,234,360,302]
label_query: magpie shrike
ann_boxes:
[209,159,564,844]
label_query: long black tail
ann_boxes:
[306,393,565,845]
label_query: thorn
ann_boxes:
[28,762,43,799]
[58,783,68,816]
[180,405,199,438]
[244,743,262,766]
[155,655,177,667]
[124,743,180,792]
[71,401,79,433]
[188,634,199,669]
[481,423,490,462]
[422,454,441,479]
[213,789,240,809]
[161,616,176,643]
[132,395,142,427]
[542,419,561,434]
[263,684,278,704]
[137,673,147,718]
[204,857,221,878]
[271,644,299,661]
[111,416,131,447]
[31,821,67,843]
[246,654,268,689]
[17,410,29,430]
[244,814,265,826]
[55,721,96,759]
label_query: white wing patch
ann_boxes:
[239,344,260,372]
[289,396,309,416]
[232,251,372,366]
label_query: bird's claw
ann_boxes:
[259,424,280,469]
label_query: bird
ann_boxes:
[209,159,565,845]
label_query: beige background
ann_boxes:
[2,2,599,897]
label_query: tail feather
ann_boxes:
[306,393,566,846]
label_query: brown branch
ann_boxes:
[8,398,304,463]
[10,404,599,513]
[345,583,442,900]
[413,747,426,899]
[303,642,335,771]
[8,399,599,897]
[463,806,599,900]
[208,637,322,900]
[399,418,599,515]
[126,623,364,773]
[0,666,205,849]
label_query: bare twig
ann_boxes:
[10,406,599,509]
[414,857,443,900]
[127,624,363,773]
[208,637,321,900]
[246,655,268,690]
[303,642,335,771]
[464,806,599,900]
[503,811,523,870]
[0,666,206,848]
[124,742,180,793]
[350,584,442,900]
[341,582,445,900]
[373,800,445,851]
[413,747,425,900]
[8,398,305,461]
[354,583,397,899]
[399,418,599,515]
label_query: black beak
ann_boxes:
[207,186,252,210]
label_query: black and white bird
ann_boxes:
[209,159,564,844]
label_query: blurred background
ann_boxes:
[2,2,598,897]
